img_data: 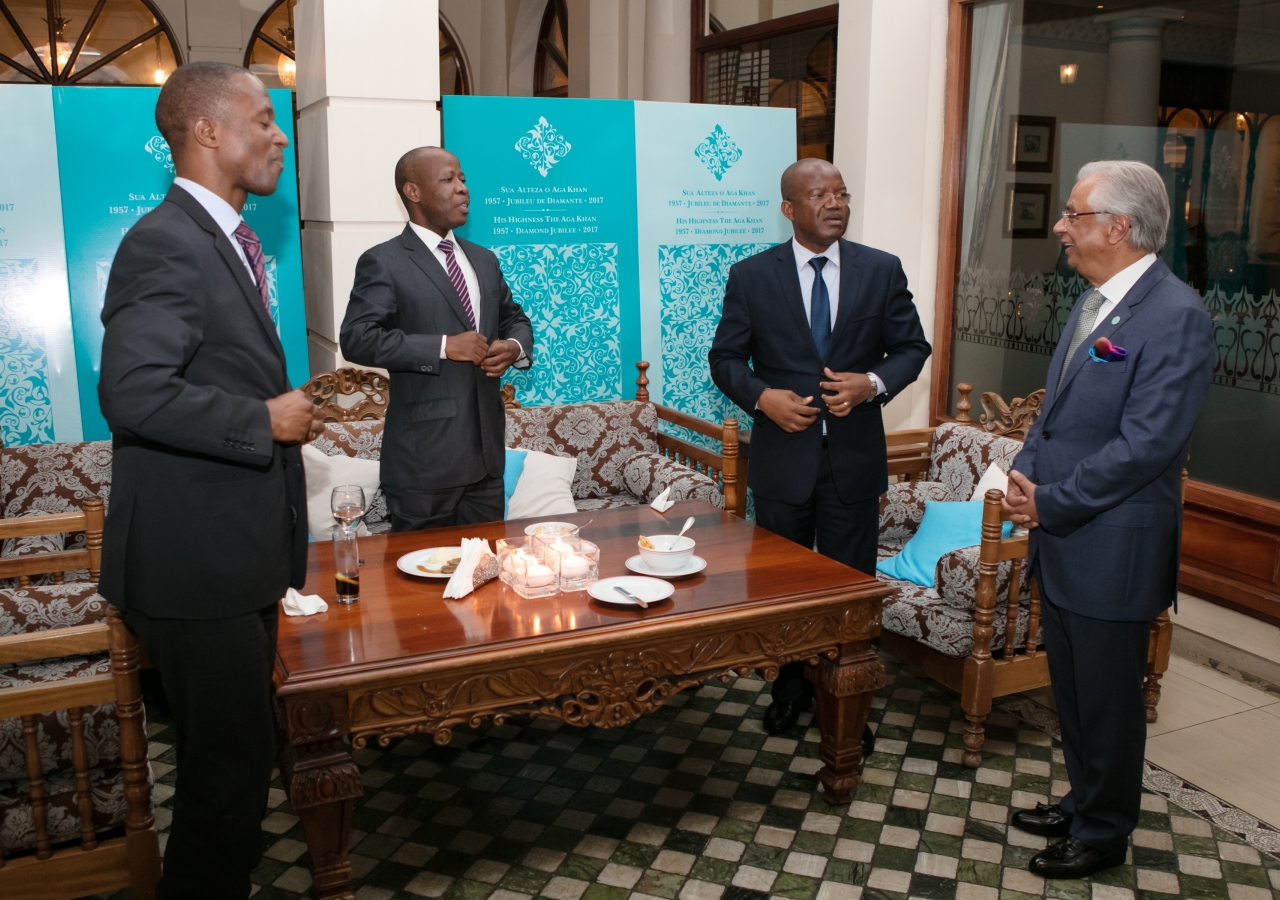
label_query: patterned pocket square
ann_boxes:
[1088,336,1127,362]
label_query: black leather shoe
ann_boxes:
[1029,837,1126,879]
[1012,802,1073,837]
[862,725,875,759]
[763,696,812,734]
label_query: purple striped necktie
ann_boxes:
[232,221,271,313]
[437,238,477,330]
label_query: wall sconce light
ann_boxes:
[1060,64,1078,84]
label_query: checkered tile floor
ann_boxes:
[107,657,1280,900]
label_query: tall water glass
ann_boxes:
[331,486,365,604]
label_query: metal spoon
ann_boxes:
[614,585,648,608]
[677,516,695,539]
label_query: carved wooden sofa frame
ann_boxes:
[303,362,746,518]
[0,501,159,899]
[877,385,1171,767]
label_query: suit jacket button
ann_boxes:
[1042,431,1052,440]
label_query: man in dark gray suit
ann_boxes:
[341,147,533,530]
[98,62,323,898]
[1003,160,1213,879]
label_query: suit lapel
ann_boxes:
[1050,258,1167,406]
[771,241,822,362]
[165,186,286,365]
[828,239,864,352]
[401,227,475,332]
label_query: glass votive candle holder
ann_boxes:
[497,537,560,599]
[535,534,600,592]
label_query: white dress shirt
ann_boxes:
[172,177,254,279]
[408,222,525,362]
[790,237,885,399]
[1092,253,1157,333]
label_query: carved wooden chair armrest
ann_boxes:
[0,498,104,586]
[302,368,389,422]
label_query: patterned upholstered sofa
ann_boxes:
[0,451,157,893]
[303,363,743,531]
[313,400,726,533]
[877,421,1034,659]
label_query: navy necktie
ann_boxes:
[809,257,831,358]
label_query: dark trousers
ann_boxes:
[754,443,879,701]
[1040,587,1150,854]
[124,604,279,900]
[386,474,504,532]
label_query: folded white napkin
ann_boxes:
[650,487,674,513]
[444,538,499,599]
[281,587,328,616]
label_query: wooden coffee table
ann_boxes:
[274,500,891,900]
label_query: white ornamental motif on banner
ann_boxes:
[144,135,174,172]
[515,116,572,177]
[694,125,742,181]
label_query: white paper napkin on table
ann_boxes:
[281,587,328,616]
[443,538,499,600]
[650,487,674,513]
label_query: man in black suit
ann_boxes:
[98,62,323,899]
[710,158,931,735]
[341,147,533,530]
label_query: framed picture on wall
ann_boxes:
[1004,182,1053,239]
[1009,115,1056,172]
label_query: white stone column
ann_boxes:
[479,0,510,95]
[1097,8,1182,129]
[180,0,243,63]
[832,0,949,431]
[643,0,691,102]
[293,0,440,374]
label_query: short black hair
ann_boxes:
[154,61,253,151]
[394,146,449,203]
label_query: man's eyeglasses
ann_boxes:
[788,192,852,205]
[1059,209,1114,223]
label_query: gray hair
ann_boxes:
[1076,160,1169,253]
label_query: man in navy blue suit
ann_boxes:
[710,158,931,735]
[1003,160,1214,879]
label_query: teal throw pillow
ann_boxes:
[503,448,528,518]
[876,500,1013,588]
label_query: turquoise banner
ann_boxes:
[443,96,640,405]
[52,86,309,442]
[0,85,81,446]
[442,97,794,419]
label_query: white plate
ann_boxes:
[524,521,581,537]
[625,554,707,579]
[588,576,674,606]
[397,547,463,579]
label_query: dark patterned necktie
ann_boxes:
[1057,288,1106,389]
[232,222,271,313]
[437,238,478,330]
[810,257,831,358]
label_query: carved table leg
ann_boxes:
[805,641,885,804]
[280,740,364,900]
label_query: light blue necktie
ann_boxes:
[810,257,831,358]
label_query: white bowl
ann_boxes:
[639,534,696,572]
[525,521,581,537]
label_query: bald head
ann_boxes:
[395,146,470,234]
[781,158,840,201]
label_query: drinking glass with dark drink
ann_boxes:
[331,485,365,604]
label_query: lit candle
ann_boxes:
[524,563,554,587]
[560,554,590,579]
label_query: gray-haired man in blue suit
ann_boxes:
[1002,160,1214,879]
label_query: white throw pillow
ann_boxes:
[970,462,1010,502]
[301,443,381,540]
[506,450,578,519]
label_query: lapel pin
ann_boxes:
[1111,316,1120,325]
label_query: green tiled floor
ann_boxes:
[120,658,1280,900]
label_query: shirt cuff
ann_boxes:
[866,372,886,401]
